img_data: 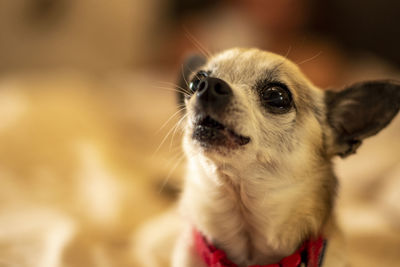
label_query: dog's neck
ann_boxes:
[180,152,336,266]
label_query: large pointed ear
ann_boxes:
[177,54,207,107]
[325,80,400,157]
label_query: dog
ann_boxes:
[135,48,400,267]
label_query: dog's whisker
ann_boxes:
[283,45,292,60]
[169,113,188,150]
[154,107,187,136]
[157,85,189,94]
[176,104,187,111]
[158,81,191,95]
[158,80,187,89]
[152,115,186,158]
[155,85,187,93]
[167,149,185,163]
[169,113,189,149]
[168,145,184,154]
[297,51,323,65]
[275,46,293,70]
[183,27,213,59]
[158,153,186,194]
[157,149,184,192]
[155,86,191,97]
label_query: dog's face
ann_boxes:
[181,49,324,166]
[178,48,400,172]
[176,48,399,261]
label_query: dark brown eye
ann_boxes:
[261,85,293,112]
[189,71,209,92]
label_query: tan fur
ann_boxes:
[138,48,367,267]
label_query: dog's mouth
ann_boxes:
[192,116,250,148]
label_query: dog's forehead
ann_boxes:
[205,48,298,84]
[203,48,324,118]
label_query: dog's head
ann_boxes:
[177,48,400,171]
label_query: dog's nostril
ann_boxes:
[198,80,208,93]
[214,83,222,94]
[214,82,230,95]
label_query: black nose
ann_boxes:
[196,77,232,114]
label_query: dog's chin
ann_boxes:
[191,116,250,152]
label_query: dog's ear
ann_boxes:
[325,80,400,157]
[177,54,207,107]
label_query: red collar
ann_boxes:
[193,229,326,267]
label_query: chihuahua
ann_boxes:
[136,48,400,267]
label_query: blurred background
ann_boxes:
[0,0,399,266]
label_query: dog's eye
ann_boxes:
[189,71,209,92]
[261,85,293,112]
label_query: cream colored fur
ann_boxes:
[137,48,390,267]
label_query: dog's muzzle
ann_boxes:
[191,77,250,149]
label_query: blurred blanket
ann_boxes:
[0,72,399,267]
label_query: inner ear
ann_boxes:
[325,80,400,157]
[177,54,207,107]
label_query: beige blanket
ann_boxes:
[0,72,399,267]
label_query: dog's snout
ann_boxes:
[197,78,231,97]
[196,77,232,114]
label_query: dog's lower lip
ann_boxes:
[198,116,225,130]
[193,116,250,147]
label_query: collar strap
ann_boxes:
[193,229,326,267]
